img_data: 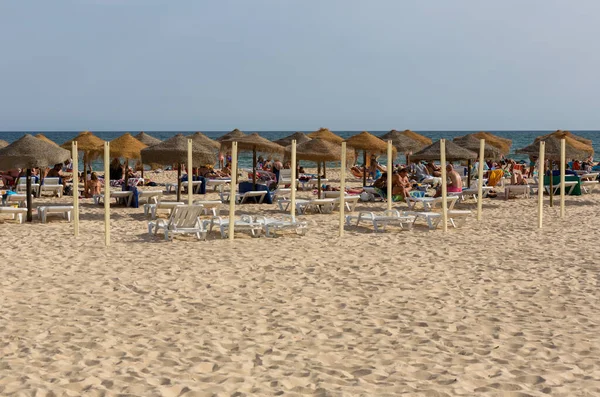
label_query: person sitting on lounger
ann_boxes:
[434,164,462,197]
[426,162,442,177]
[1,168,21,188]
[87,172,102,196]
[509,160,527,185]
[393,168,412,197]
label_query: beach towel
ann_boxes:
[487,169,504,187]
[374,187,404,202]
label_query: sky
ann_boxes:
[1,0,599,131]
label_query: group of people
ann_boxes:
[372,164,464,200]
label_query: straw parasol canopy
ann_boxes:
[217,128,246,142]
[411,139,478,162]
[188,132,221,150]
[517,131,594,161]
[535,130,592,146]
[468,132,512,155]
[346,131,396,186]
[61,131,105,196]
[398,130,432,146]
[0,139,8,148]
[141,134,218,202]
[220,133,285,188]
[287,138,348,196]
[274,132,312,147]
[134,131,161,147]
[110,133,148,160]
[453,135,503,160]
[307,128,344,144]
[380,130,427,154]
[35,134,59,147]
[0,134,71,221]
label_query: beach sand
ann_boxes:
[1,169,599,396]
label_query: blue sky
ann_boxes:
[1,0,599,131]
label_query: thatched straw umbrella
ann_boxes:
[35,134,58,146]
[188,132,221,150]
[0,134,71,221]
[517,132,594,206]
[286,138,347,197]
[220,133,284,189]
[453,135,503,185]
[141,134,218,202]
[467,132,512,155]
[535,130,592,147]
[380,130,426,153]
[274,132,312,147]
[133,132,161,177]
[217,128,246,142]
[346,131,396,186]
[307,128,344,178]
[0,139,9,148]
[398,130,432,146]
[412,140,478,162]
[61,131,105,197]
[134,131,161,146]
[109,133,148,186]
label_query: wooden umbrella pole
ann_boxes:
[228,142,238,240]
[290,140,297,220]
[477,139,485,221]
[83,152,88,197]
[440,139,448,232]
[104,142,110,246]
[124,158,129,188]
[177,164,181,202]
[26,168,32,222]
[72,141,79,237]
[323,161,326,178]
[339,142,347,237]
[317,162,322,198]
[252,148,257,190]
[549,159,554,207]
[560,138,566,218]
[537,141,545,228]
[187,139,193,206]
[467,159,472,189]
[387,141,392,211]
[362,151,367,187]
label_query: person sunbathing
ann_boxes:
[87,172,102,196]
[393,168,412,197]
[434,164,462,197]
[1,168,21,188]
[509,160,527,185]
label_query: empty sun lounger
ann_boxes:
[40,177,64,197]
[406,210,472,230]
[148,205,208,241]
[138,190,163,204]
[37,205,74,223]
[296,198,336,214]
[405,195,459,211]
[144,201,185,219]
[504,185,531,200]
[4,194,29,207]
[0,207,27,223]
[255,215,308,237]
[94,191,134,207]
[192,200,222,216]
[16,177,40,195]
[209,215,263,238]
[345,210,415,233]
[220,190,267,204]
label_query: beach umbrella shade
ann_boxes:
[35,134,59,147]
[134,131,162,146]
[134,132,161,177]
[0,134,71,221]
[220,133,284,189]
[516,131,594,207]
[188,132,221,150]
[286,138,348,196]
[535,130,593,147]
[380,130,427,155]
[216,128,246,142]
[398,130,432,146]
[141,134,218,201]
[307,128,344,178]
[411,139,478,162]
[110,133,148,186]
[468,132,512,155]
[61,131,105,197]
[274,132,312,147]
[453,135,503,186]
[0,139,8,148]
[346,131,396,186]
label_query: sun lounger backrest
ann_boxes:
[169,205,203,229]
[43,177,60,186]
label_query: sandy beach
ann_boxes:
[1,169,599,396]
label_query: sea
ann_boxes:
[1,131,599,170]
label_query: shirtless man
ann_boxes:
[435,164,462,197]
[392,168,412,197]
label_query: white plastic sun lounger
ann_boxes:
[0,207,27,223]
[405,195,458,211]
[192,200,222,216]
[406,210,472,230]
[255,215,308,237]
[209,215,263,238]
[40,177,63,197]
[147,205,207,241]
[345,210,415,232]
[143,201,185,219]
[138,190,163,204]
[37,205,74,223]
